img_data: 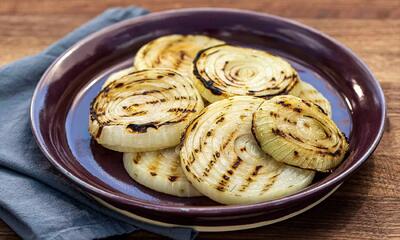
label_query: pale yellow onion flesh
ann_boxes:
[253,95,348,172]
[192,45,299,103]
[134,34,224,77]
[102,67,135,89]
[180,96,315,205]
[288,80,332,117]
[123,148,202,197]
[89,68,204,152]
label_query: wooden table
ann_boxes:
[0,0,399,239]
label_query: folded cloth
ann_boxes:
[0,7,197,240]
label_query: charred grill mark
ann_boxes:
[193,45,227,96]
[168,176,178,182]
[174,96,188,100]
[167,72,176,77]
[293,107,302,113]
[261,174,279,193]
[126,122,158,133]
[284,117,296,124]
[252,165,263,176]
[150,172,157,176]
[216,186,225,192]
[227,170,233,175]
[232,157,243,169]
[95,126,103,138]
[114,83,124,88]
[222,131,235,149]
[314,103,328,115]
[133,153,141,164]
[206,130,213,137]
[277,101,291,108]
[294,150,299,157]
[222,174,230,181]
[168,108,196,113]
[289,133,304,143]
[301,99,312,107]
[269,112,279,118]
[215,151,221,158]
[216,116,225,124]
[272,128,286,138]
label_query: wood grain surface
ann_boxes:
[0,0,399,239]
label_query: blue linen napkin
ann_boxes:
[0,7,197,240]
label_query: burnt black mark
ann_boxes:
[232,157,243,169]
[272,128,286,138]
[252,165,263,176]
[192,44,228,96]
[114,83,124,88]
[150,172,157,176]
[168,176,178,182]
[222,174,230,181]
[167,72,176,77]
[185,165,191,172]
[313,103,328,116]
[240,147,246,152]
[294,150,299,157]
[270,112,279,118]
[289,133,304,142]
[168,108,196,113]
[206,130,212,137]
[95,126,103,138]
[216,116,225,124]
[302,99,312,107]
[216,186,225,192]
[215,151,221,158]
[277,100,291,108]
[293,107,302,113]
[227,170,233,175]
[126,122,158,133]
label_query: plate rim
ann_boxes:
[30,7,386,216]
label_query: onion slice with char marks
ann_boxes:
[288,80,332,117]
[180,96,314,205]
[134,34,224,77]
[123,148,202,197]
[192,45,299,103]
[252,95,348,172]
[89,68,204,152]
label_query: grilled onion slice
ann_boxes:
[89,68,204,152]
[123,148,202,197]
[102,67,135,89]
[180,96,314,205]
[253,95,348,172]
[135,34,224,77]
[192,45,299,103]
[288,80,332,117]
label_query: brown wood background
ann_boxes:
[0,0,399,239]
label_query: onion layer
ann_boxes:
[253,95,348,172]
[134,34,224,77]
[192,45,299,103]
[288,80,332,117]
[123,148,202,197]
[180,96,314,205]
[89,68,204,152]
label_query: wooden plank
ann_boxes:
[0,0,399,19]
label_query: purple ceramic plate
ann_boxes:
[30,8,385,230]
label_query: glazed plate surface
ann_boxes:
[31,8,385,229]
